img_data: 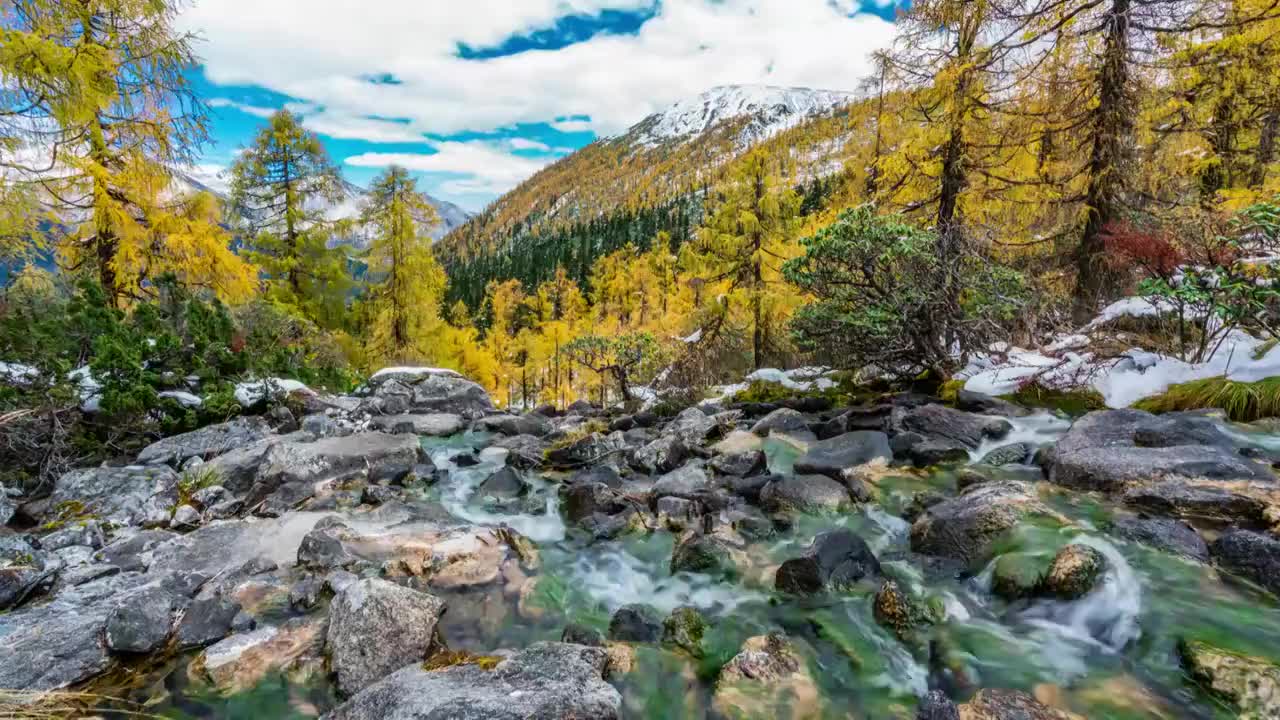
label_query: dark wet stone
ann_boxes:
[1039,544,1106,600]
[760,474,852,514]
[491,434,547,470]
[907,439,971,467]
[1122,480,1270,525]
[662,606,707,657]
[916,689,961,720]
[793,431,892,479]
[725,474,773,504]
[476,413,553,438]
[104,585,183,654]
[1133,413,1235,449]
[709,450,767,477]
[175,596,243,649]
[670,534,736,580]
[775,528,880,594]
[608,604,661,642]
[562,622,605,647]
[631,435,687,475]
[478,467,527,499]
[910,481,1050,565]
[750,408,812,436]
[1109,517,1209,561]
[980,442,1033,466]
[956,390,1031,417]
[899,404,1012,449]
[1211,529,1280,596]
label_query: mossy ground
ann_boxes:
[1001,381,1106,416]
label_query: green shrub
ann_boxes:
[1134,376,1280,422]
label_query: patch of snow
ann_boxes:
[1081,297,1175,332]
[0,362,39,384]
[68,366,102,412]
[158,390,203,408]
[1044,334,1090,355]
[746,366,837,391]
[234,378,313,407]
[629,85,854,148]
[681,328,703,344]
[369,366,461,382]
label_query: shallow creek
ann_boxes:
[109,413,1280,719]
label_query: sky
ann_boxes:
[178,0,901,213]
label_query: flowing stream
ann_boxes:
[112,413,1280,719]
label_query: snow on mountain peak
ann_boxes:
[630,84,855,147]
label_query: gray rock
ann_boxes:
[563,483,627,524]
[910,481,1050,565]
[175,596,243,649]
[1049,409,1272,493]
[1133,413,1235,449]
[1122,480,1270,524]
[369,413,464,437]
[247,432,421,506]
[979,442,1033,466]
[479,467,527,499]
[1211,529,1280,596]
[709,450,767,477]
[670,534,737,579]
[360,484,397,506]
[793,431,892,479]
[561,623,605,647]
[170,504,202,531]
[651,464,711,500]
[49,465,180,527]
[1,536,52,609]
[326,578,447,696]
[408,373,495,416]
[631,435,687,475]
[775,528,881,594]
[492,434,548,469]
[476,413,553,438]
[760,475,852,514]
[608,604,661,642]
[1038,544,1106,600]
[750,408,811,436]
[0,486,14,526]
[321,642,620,720]
[667,407,739,447]
[1110,517,1209,561]
[191,484,230,510]
[899,404,1012,448]
[566,465,623,489]
[205,437,287,493]
[298,521,362,571]
[656,496,698,530]
[136,417,273,466]
[40,520,106,551]
[97,529,179,572]
[545,432,627,468]
[916,690,961,720]
[104,585,182,653]
[905,438,971,467]
[956,390,1031,417]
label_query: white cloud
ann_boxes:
[508,137,551,152]
[344,141,551,194]
[207,97,277,118]
[297,112,429,145]
[181,1,896,138]
[550,119,594,133]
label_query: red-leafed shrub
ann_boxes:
[1100,221,1184,277]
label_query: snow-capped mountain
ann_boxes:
[173,170,472,245]
[627,84,855,148]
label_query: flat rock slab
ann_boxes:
[50,465,180,527]
[136,417,274,466]
[327,578,446,696]
[369,413,464,437]
[322,642,621,720]
[793,432,891,479]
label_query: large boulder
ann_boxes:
[1048,410,1272,493]
[608,604,662,642]
[478,467,527,499]
[792,432,892,479]
[759,475,853,514]
[910,481,1053,565]
[775,529,880,594]
[898,404,1012,449]
[1211,529,1280,596]
[1109,517,1209,562]
[0,536,52,610]
[368,367,495,417]
[1133,413,1236,449]
[104,584,183,653]
[545,432,627,468]
[49,465,180,527]
[651,464,712,501]
[369,413,464,437]
[710,450,767,478]
[476,413,553,438]
[751,408,812,436]
[631,435,687,475]
[1179,638,1280,719]
[136,417,274,466]
[667,407,738,447]
[711,633,821,720]
[321,642,621,720]
[246,432,421,509]
[326,578,447,697]
[1121,479,1272,525]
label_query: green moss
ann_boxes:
[1134,376,1280,422]
[176,465,224,507]
[422,650,503,671]
[542,419,609,457]
[939,378,966,404]
[1001,381,1106,416]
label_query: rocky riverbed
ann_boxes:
[3,367,1280,719]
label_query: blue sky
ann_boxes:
[180,1,900,212]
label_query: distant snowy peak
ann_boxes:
[628,85,856,147]
[171,171,472,243]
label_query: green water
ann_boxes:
[95,425,1280,719]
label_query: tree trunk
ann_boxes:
[1251,103,1279,187]
[1073,0,1132,322]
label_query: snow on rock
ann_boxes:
[158,391,203,408]
[69,366,102,412]
[368,367,461,382]
[710,366,838,401]
[234,378,313,407]
[631,85,854,148]
[1081,297,1175,332]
